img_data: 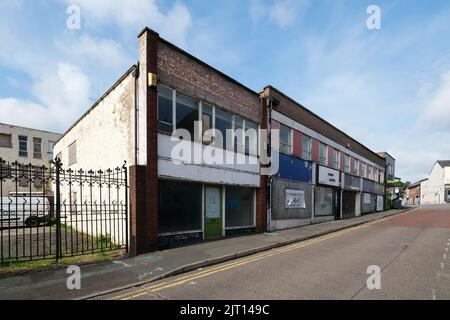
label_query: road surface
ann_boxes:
[100,205,450,300]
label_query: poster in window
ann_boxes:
[363,193,371,205]
[285,189,306,209]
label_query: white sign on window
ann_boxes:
[285,189,306,209]
[376,195,384,211]
[363,193,371,205]
[318,166,340,187]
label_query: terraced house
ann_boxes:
[54,27,387,255]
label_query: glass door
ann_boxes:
[204,186,222,239]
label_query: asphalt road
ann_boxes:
[101,205,450,300]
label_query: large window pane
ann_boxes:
[176,93,199,140]
[319,143,327,165]
[280,124,291,154]
[215,108,233,150]
[245,121,258,156]
[301,135,311,160]
[158,180,202,234]
[225,186,254,228]
[202,103,214,144]
[158,86,173,132]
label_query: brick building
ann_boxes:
[55,27,387,254]
[405,179,425,205]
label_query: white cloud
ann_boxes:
[65,0,192,46]
[422,70,450,129]
[55,34,132,70]
[0,63,91,133]
[250,0,309,28]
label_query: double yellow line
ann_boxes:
[111,220,379,300]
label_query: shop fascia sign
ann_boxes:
[318,166,340,187]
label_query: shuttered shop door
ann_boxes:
[314,187,333,216]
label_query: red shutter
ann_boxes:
[293,130,301,157]
[328,147,334,167]
[311,139,319,162]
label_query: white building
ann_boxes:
[0,123,61,196]
[421,161,450,204]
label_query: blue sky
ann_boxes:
[1,0,449,182]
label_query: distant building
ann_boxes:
[377,152,396,181]
[405,179,427,205]
[421,161,450,204]
[0,123,61,196]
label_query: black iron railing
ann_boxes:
[0,158,128,264]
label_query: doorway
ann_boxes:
[204,186,223,239]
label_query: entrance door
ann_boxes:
[204,186,222,239]
[342,191,356,219]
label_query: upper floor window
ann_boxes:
[48,141,56,154]
[18,135,27,157]
[215,108,233,150]
[68,141,77,166]
[279,124,292,154]
[333,149,339,169]
[202,103,214,144]
[344,154,350,173]
[361,163,366,177]
[368,166,373,180]
[245,120,258,156]
[33,137,42,159]
[0,133,12,148]
[157,86,174,133]
[353,159,359,175]
[176,93,199,141]
[319,143,327,166]
[301,135,311,160]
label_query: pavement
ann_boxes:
[0,207,411,300]
[97,204,450,300]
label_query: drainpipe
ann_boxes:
[133,63,140,166]
[265,96,279,232]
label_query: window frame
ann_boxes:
[68,141,77,166]
[301,135,312,161]
[319,143,327,166]
[344,154,350,173]
[33,137,42,159]
[18,135,28,158]
[333,149,339,169]
[279,124,292,155]
[0,133,12,148]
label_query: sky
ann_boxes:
[0,0,449,183]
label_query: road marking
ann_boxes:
[112,220,381,300]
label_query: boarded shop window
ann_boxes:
[279,124,292,154]
[333,149,339,169]
[68,141,77,166]
[225,186,254,228]
[344,154,350,173]
[215,108,233,150]
[319,143,327,166]
[18,135,28,157]
[314,187,333,216]
[158,180,202,234]
[158,86,174,133]
[33,137,42,159]
[301,135,311,160]
[0,133,12,148]
[176,93,199,141]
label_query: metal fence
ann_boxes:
[0,158,128,265]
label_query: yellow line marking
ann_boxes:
[113,220,381,300]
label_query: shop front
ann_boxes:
[342,173,362,219]
[361,179,376,214]
[269,152,313,231]
[446,185,450,203]
[158,180,257,248]
[314,165,341,221]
